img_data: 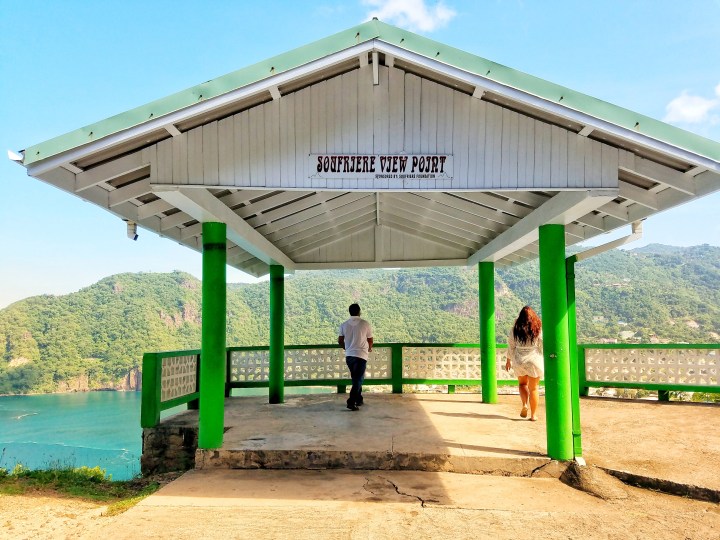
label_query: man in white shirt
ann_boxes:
[338,303,373,411]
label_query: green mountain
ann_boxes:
[1,245,719,394]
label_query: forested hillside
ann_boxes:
[1,244,718,394]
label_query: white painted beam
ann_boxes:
[153,185,295,269]
[618,180,658,210]
[75,151,146,192]
[685,166,707,177]
[265,197,376,242]
[578,126,594,137]
[283,216,376,256]
[472,86,486,99]
[109,179,151,207]
[163,124,182,137]
[574,221,644,263]
[452,192,534,218]
[296,259,468,271]
[269,86,281,100]
[381,221,476,255]
[382,193,494,241]
[620,157,696,195]
[372,51,379,85]
[381,215,479,252]
[253,193,371,234]
[596,201,629,221]
[137,198,174,220]
[275,207,376,249]
[62,163,84,174]
[163,211,194,231]
[467,190,617,265]
[490,190,549,207]
[289,222,375,258]
[419,192,515,230]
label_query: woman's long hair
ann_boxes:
[512,306,542,344]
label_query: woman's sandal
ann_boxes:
[520,406,528,418]
[529,417,537,422]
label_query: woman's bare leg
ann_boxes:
[518,375,529,414]
[528,376,540,420]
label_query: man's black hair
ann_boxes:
[349,303,361,316]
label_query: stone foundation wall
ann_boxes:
[141,425,199,475]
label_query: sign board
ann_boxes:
[310,154,453,181]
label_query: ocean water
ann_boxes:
[0,387,332,481]
[0,392,145,480]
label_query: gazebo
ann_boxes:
[13,20,720,462]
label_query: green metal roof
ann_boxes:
[22,19,720,167]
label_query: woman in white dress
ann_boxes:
[505,306,544,421]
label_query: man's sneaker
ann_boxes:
[346,403,359,411]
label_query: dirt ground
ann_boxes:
[579,397,720,491]
[2,469,720,540]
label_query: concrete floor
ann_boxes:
[196,392,550,475]
[161,391,720,493]
[99,392,720,540]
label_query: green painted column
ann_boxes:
[199,222,227,449]
[539,224,573,460]
[565,255,583,457]
[269,265,285,404]
[391,344,403,394]
[479,262,497,403]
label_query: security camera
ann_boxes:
[126,220,139,241]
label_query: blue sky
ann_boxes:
[1,0,719,308]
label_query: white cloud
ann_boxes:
[663,83,720,125]
[363,0,456,32]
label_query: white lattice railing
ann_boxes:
[160,354,199,402]
[143,343,720,428]
[580,346,719,389]
[401,347,514,381]
[229,347,392,383]
[227,344,513,386]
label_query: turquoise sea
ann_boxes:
[0,392,145,480]
[0,388,331,481]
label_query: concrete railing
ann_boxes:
[225,343,514,394]
[578,344,719,399]
[141,350,200,428]
[142,343,512,427]
[141,342,720,427]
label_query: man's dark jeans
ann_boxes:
[345,356,367,407]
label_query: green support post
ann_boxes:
[539,224,573,461]
[479,262,497,403]
[577,346,589,397]
[269,265,285,404]
[140,353,161,428]
[565,255,583,457]
[391,345,403,394]
[447,385,456,394]
[199,222,227,449]
[658,390,670,402]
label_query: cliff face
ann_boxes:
[50,368,141,393]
